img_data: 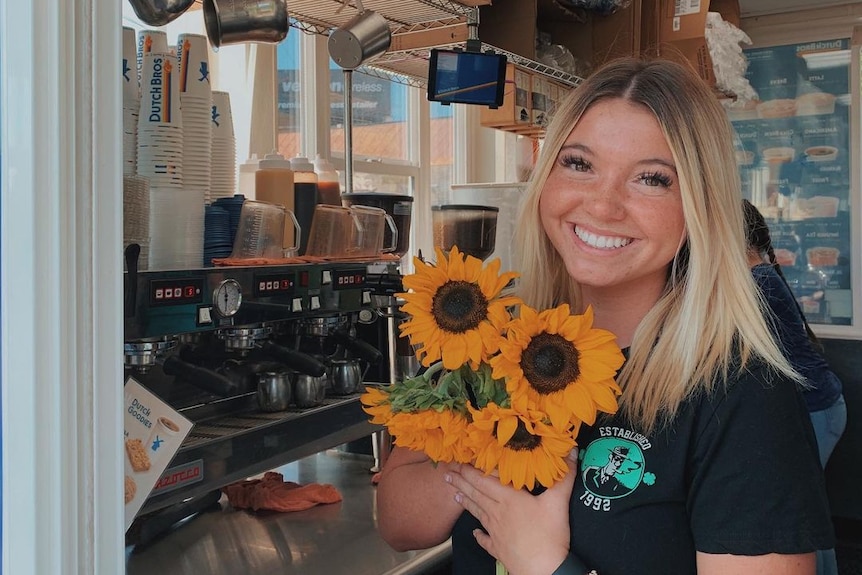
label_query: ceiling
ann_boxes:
[739,0,862,17]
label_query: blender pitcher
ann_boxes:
[305,204,362,258]
[229,199,299,259]
[350,205,398,258]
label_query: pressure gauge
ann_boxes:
[213,279,242,317]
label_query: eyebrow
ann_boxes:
[560,143,678,174]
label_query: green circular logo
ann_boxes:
[581,438,645,499]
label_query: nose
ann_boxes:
[585,175,626,221]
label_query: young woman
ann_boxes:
[743,198,846,575]
[376,58,833,575]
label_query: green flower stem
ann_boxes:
[462,362,509,409]
[496,560,508,575]
[385,359,510,417]
[420,360,445,382]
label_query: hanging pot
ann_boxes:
[203,0,290,48]
[328,9,391,70]
[128,0,196,27]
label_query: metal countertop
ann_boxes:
[125,450,451,575]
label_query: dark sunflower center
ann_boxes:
[431,280,488,333]
[520,333,580,394]
[501,420,541,452]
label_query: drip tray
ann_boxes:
[182,395,363,450]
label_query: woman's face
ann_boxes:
[539,98,686,299]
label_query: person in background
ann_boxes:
[743,198,847,575]
[376,57,834,575]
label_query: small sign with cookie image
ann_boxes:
[124,376,193,531]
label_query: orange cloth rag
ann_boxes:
[223,471,342,513]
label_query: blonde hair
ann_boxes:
[514,58,797,433]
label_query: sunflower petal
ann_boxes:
[496,416,517,445]
[441,336,469,370]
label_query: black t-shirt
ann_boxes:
[451,359,834,575]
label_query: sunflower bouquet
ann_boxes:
[361,246,625,491]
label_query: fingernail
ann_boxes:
[454,493,462,504]
[443,473,452,483]
[568,447,579,461]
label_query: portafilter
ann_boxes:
[218,325,327,377]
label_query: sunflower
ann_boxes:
[398,246,521,370]
[360,386,394,425]
[491,305,624,429]
[467,403,576,490]
[387,409,473,464]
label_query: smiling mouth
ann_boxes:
[574,225,633,249]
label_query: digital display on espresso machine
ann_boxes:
[331,268,367,290]
[253,272,296,297]
[149,278,205,307]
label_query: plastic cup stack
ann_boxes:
[210,91,238,201]
[211,194,246,246]
[177,33,213,205]
[138,51,202,270]
[123,175,151,271]
[122,27,140,176]
[204,205,233,265]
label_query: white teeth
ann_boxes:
[575,225,632,249]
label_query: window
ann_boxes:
[276,28,302,158]
[329,68,409,162]
[430,101,454,200]
[326,63,420,199]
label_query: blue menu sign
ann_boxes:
[731,38,853,326]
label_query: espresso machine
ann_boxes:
[123,246,403,541]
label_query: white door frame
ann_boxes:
[1,0,124,573]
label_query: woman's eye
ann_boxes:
[560,155,591,172]
[639,171,673,188]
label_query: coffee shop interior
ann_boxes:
[3,0,862,572]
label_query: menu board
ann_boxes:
[731,39,853,326]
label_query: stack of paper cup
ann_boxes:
[138,52,201,270]
[177,33,212,205]
[137,30,169,85]
[123,27,140,176]
[210,91,238,201]
[123,175,151,271]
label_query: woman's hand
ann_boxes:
[444,449,579,575]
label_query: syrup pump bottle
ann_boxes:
[289,156,319,256]
[255,151,295,254]
[238,153,261,198]
[313,154,342,206]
